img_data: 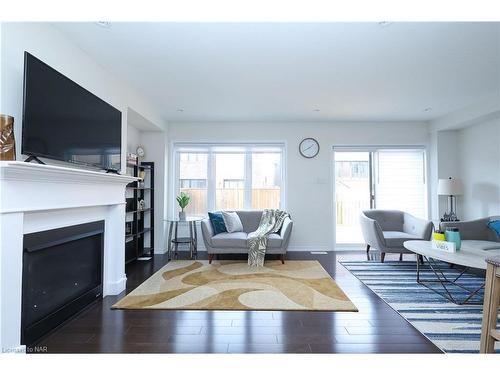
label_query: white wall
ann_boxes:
[0,22,166,173]
[458,117,500,219]
[168,121,430,251]
[140,131,168,253]
[127,124,142,154]
[429,92,500,222]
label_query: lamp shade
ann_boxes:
[437,178,463,196]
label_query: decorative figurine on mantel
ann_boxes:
[0,114,16,160]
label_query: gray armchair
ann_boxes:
[360,209,433,262]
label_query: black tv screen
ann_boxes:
[22,52,122,171]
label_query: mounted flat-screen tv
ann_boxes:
[22,52,122,171]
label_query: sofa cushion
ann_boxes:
[235,211,263,233]
[487,220,500,237]
[383,231,422,248]
[462,240,500,251]
[208,211,227,235]
[222,211,244,233]
[211,232,248,248]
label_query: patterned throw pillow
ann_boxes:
[487,220,500,237]
[222,211,244,233]
[208,211,227,235]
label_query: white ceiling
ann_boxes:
[54,22,500,123]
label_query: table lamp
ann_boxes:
[438,177,463,222]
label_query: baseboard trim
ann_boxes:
[286,246,332,252]
[194,245,335,252]
[104,276,127,296]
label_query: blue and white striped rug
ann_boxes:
[341,260,500,353]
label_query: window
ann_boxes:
[252,152,281,209]
[174,144,285,216]
[178,153,208,216]
[180,179,207,189]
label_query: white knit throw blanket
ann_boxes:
[247,209,290,267]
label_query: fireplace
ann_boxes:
[22,221,105,345]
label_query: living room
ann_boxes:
[1,1,499,373]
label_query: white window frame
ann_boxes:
[172,142,287,217]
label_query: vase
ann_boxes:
[0,115,16,160]
[445,227,461,251]
[179,211,186,221]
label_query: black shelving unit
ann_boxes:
[125,158,155,264]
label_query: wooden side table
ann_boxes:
[480,256,500,353]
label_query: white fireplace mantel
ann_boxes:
[0,161,137,352]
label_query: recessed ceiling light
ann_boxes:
[313,109,321,112]
[378,22,393,27]
[424,107,433,112]
[95,21,112,29]
[177,109,184,112]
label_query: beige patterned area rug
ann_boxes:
[113,260,357,311]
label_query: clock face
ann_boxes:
[299,138,320,158]
[136,146,145,157]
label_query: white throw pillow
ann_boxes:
[222,211,244,233]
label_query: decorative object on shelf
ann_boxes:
[138,199,145,210]
[438,177,463,222]
[127,153,138,165]
[299,137,320,158]
[136,146,145,159]
[138,169,146,180]
[176,192,190,221]
[0,114,16,160]
[125,222,133,235]
[445,227,461,251]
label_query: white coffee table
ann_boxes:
[403,240,492,305]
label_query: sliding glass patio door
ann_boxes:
[334,148,427,246]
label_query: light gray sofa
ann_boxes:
[440,216,500,251]
[201,210,293,264]
[360,209,433,262]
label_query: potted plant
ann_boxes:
[176,192,190,221]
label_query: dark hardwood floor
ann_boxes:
[31,251,442,354]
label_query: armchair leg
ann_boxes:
[208,254,214,264]
[380,253,386,263]
[366,244,370,260]
[399,253,403,261]
[280,254,285,264]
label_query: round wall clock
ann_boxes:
[136,146,145,158]
[299,138,320,158]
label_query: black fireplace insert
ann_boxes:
[22,221,104,346]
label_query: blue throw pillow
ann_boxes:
[208,211,227,235]
[487,220,500,237]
